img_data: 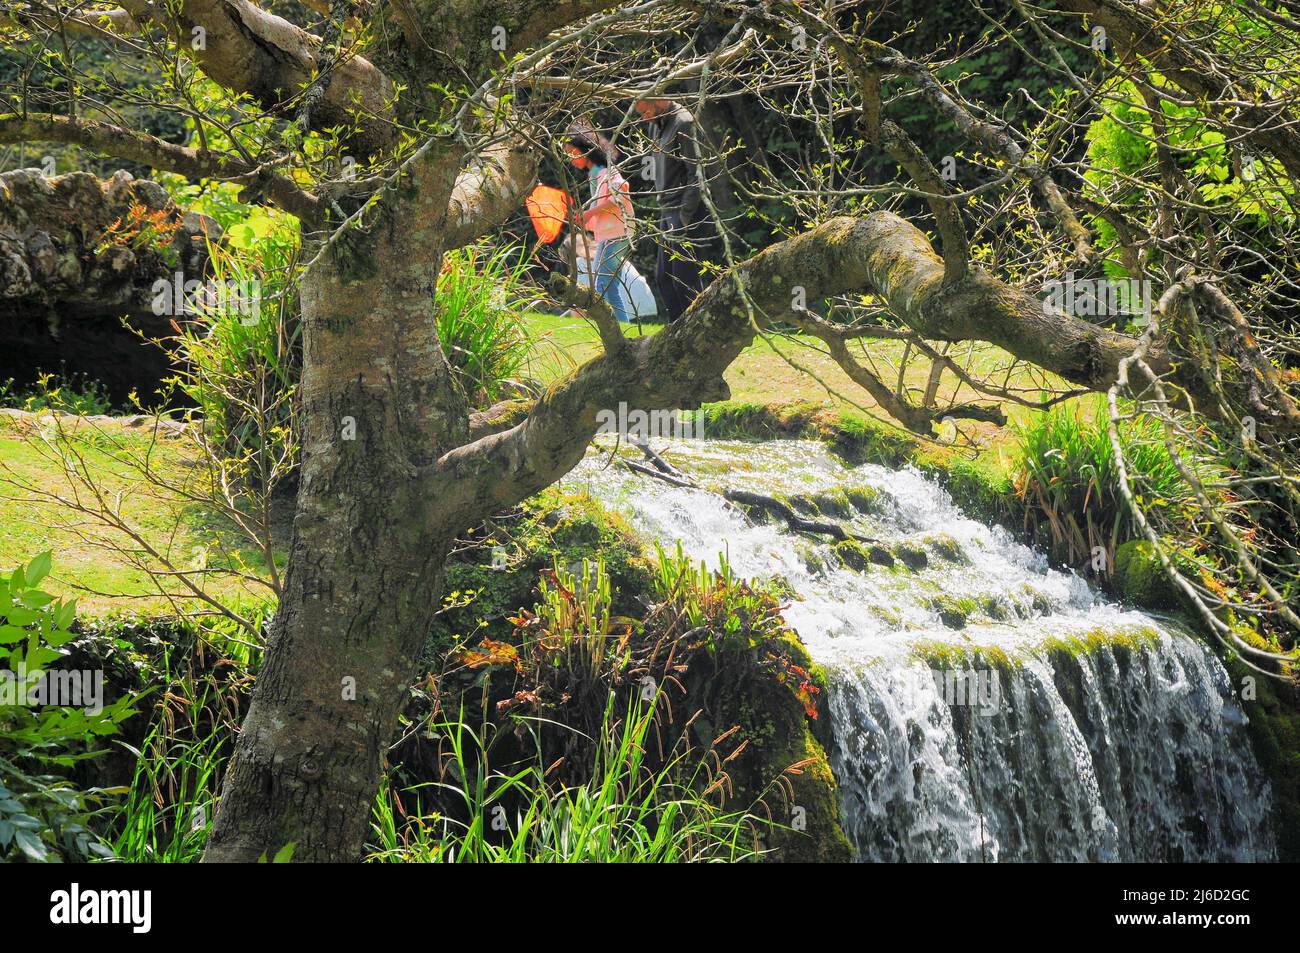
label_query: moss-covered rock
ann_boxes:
[832,539,894,571]
[924,594,980,629]
[424,489,853,862]
[700,401,826,442]
[1113,539,1184,610]
[1040,625,1161,659]
[844,485,882,514]
[921,532,968,564]
[911,640,1015,672]
[427,487,656,658]
[788,490,852,520]
[1225,657,1300,862]
[680,626,852,862]
[696,401,1020,539]
[699,401,914,466]
[892,541,930,572]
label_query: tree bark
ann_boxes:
[204,147,467,862]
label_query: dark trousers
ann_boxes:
[655,214,708,322]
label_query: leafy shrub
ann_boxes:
[0,553,137,861]
[0,372,114,415]
[650,543,791,653]
[161,181,301,495]
[1013,397,1217,571]
[507,554,631,683]
[109,652,236,863]
[436,243,540,404]
[105,615,262,863]
[369,692,764,863]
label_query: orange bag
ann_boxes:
[525,184,570,244]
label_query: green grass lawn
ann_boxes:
[1,311,1070,618]
[0,412,282,618]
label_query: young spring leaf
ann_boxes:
[24,552,52,588]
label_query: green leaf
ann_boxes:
[13,828,47,862]
[24,552,52,588]
[18,590,54,611]
[5,607,38,627]
[45,629,79,648]
[53,600,76,631]
[24,646,62,668]
[0,625,28,644]
[226,222,257,249]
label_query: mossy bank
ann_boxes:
[413,485,853,862]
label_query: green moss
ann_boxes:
[1113,539,1189,610]
[699,401,824,441]
[682,624,853,862]
[697,402,915,467]
[871,604,904,627]
[979,595,1010,621]
[788,489,860,520]
[891,541,929,572]
[426,487,656,657]
[924,594,980,629]
[786,493,823,518]
[825,412,916,466]
[910,640,1014,671]
[474,398,533,432]
[1038,625,1161,660]
[1017,582,1056,616]
[921,533,968,564]
[844,485,882,513]
[832,539,894,572]
[913,625,1161,669]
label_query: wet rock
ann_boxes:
[891,541,929,571]
[0,168,220,407]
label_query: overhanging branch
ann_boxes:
[118,0,396,154]
[0,113,323,222]
[427,211,1160,531]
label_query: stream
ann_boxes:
[561,437,1275,862]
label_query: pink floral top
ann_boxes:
[582,166,633,242]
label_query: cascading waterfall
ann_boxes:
[562,437,1275,862]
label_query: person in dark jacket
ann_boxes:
[633,97,713,321]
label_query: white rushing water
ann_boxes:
[562,437,1275,862]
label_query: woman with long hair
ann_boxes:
[563,122,634,323]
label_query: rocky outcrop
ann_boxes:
[0,168,218,406]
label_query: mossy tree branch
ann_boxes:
[431,210,1166,530]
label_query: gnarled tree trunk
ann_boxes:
[204,150,466,862]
